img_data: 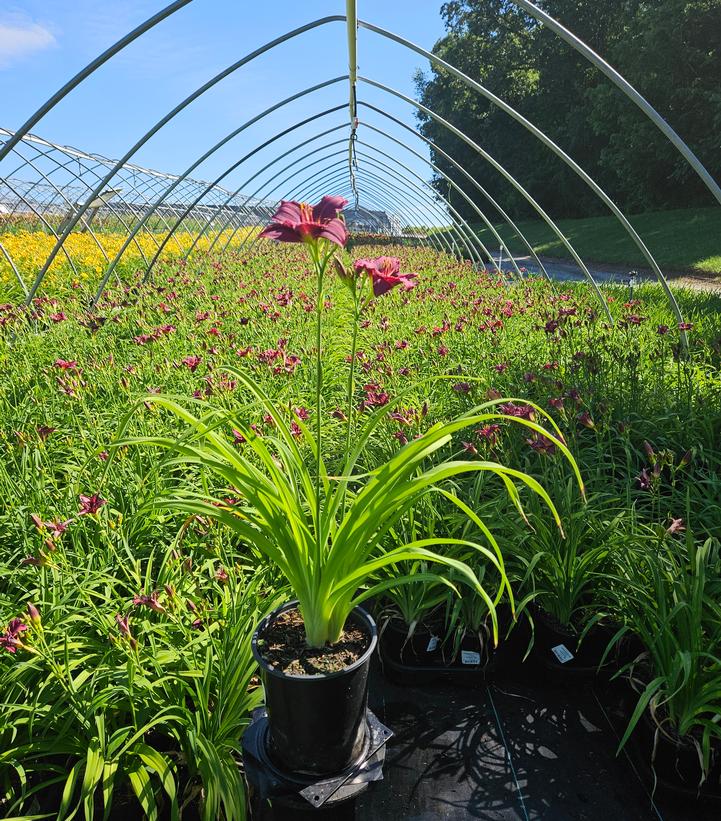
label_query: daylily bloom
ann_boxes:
[527,435,557,456]
[31,514,72,536]
[353,256,417,297]
[78,494,106,515]
[53,359,78,370]
[182,355,202,372]
[666,518,685,535]
[259,196,348,247]
[132,591,165,613]
[577,411,595,429]
[0,618,29,654]
[499,402,534,420]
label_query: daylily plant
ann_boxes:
[115,196,583,648]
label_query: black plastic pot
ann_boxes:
[378,614,522,687]
[629,701,721,801]
[251,601,378,777]
[530,606,619,682]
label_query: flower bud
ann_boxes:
[27,602,42,629]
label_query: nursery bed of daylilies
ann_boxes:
[1,224,721,818]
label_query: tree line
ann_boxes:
[415,0,721,221]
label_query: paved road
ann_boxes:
[507,254,721,292]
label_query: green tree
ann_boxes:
[416,0,721,221]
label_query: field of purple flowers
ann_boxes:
[1,240,720,818]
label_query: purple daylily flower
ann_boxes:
[259,196,348,247]
[353,256,418,297]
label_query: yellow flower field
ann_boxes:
[0,227,259,293]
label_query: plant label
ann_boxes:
[461,650,481,665]
[551,644,574,664]
[426,635,440,652]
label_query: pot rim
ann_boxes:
[251,600,378,681]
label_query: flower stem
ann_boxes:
[313,245,326,570]
[342,299,361,513]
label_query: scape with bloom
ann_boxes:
[353,256,418,297]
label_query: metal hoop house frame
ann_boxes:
[1,0,719,347]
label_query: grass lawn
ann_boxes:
[470,206,721,276]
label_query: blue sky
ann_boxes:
[1,1,450,223]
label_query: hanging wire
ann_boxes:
[347,1,360,209]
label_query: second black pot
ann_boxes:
[251,601,378,777]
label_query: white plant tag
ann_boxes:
[426,635,439,652]
[461,650,481,665]
[551,643,574,664]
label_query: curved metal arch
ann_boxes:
[218,135,486,266]
[5,10,714,302]
[10,146,115,267]
[174,119,462,264]
[0,128,260,277]
[231,119,506,274]
[4,130,185,261]
[256,167,447,259]
[351,149,488,266]
[274,157,466,259]
[146,140,355,282]
[206,132,458,260]
[89,81,349,304]
[196,131,356,259]
[24,16,349,304]
[273,157,471,261]
[140,102,354,277]
[359,76,613,322]
[11,140,149,270]
[355,134,519,277]
[3,7,710,342]
[100,159,193,250]
[0,239,28,297]
[358,101,552,281]
[0,0,193,164]
[296,166,460,260]
[0,177,81,279]
[294,158,465,259]
[357,23,687,329]
[514,0,721,207]
[28,140,195,261]
[235,155,454,259]
[175,174,262,239]
[289,173,449,259]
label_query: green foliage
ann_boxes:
[506,486,622,630]
[468,206,721,276]
[0,545,275,819]
[416,0,721,219]
[611,529,721,779]
[1,241,720,811]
